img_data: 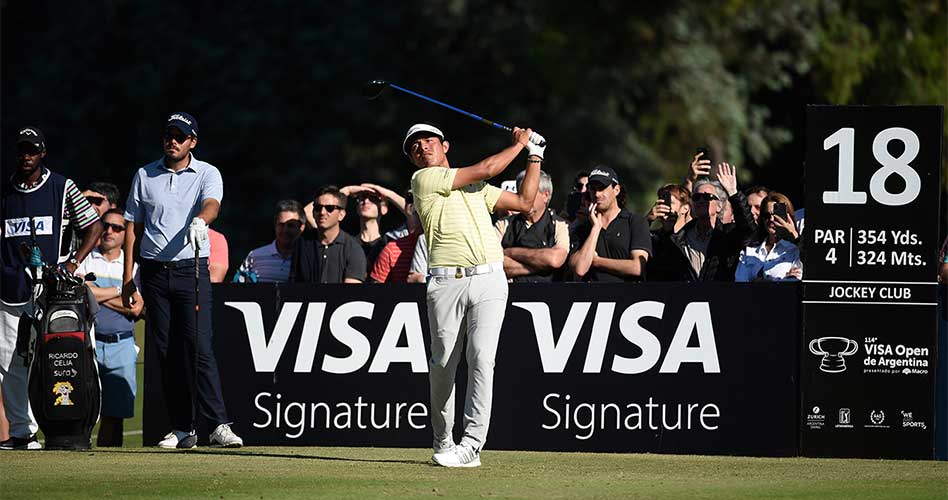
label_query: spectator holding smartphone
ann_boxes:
[735,192,802,282]
[648,163,755,281]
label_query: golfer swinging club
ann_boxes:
[406,122,545,467]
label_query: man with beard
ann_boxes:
[122,113,242,448]
[1,126,102,449]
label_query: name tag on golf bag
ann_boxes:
[27,284,101,450]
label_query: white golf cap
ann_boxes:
[403,123,445,156]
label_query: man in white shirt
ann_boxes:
[76,209,144,446]
[236,200,305,283]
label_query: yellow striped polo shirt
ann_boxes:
[411,166,504,268]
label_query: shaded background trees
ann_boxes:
[2,0,945,274]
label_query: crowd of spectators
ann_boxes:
[229,149,807,285]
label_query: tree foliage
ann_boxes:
[2,0,944,267]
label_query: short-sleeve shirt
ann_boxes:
[239,241,293,283]
[208,228,228,269]
[76,249,141,334]
[494,214,570,250]
[291,230,366,283]
[410,233,428,275]
[411,167,503,268]
[370,232,420,283]
[569,208,652,282]
[124,154,223,262]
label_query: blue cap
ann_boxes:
[166,112,199,137]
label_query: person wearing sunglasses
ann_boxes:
[236,200,306,283]
[74,209,144,447]
[1,126,103,450]
[649,163,756,282]
[290,186,366,284]
[122,112,242,449]
[735,192,802,282]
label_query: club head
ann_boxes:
[363,80,389,100]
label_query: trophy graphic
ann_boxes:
[809,336,858,373]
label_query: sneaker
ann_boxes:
[209,423,243,448]
[158,430,196,449]
[433,437,456,454]
[432,443,481,468]
[17,435,42,450]
[432,438,457,464]
[1,434,42,450]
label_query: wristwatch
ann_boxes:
[68,257,80,266]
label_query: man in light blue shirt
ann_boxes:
[122,112,242,449]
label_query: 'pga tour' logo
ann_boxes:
[809,336,858,373]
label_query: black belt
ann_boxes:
[97,331,133,344]
[144,257,208,269]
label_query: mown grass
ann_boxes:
[2,446,946,500]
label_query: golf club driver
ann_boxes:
[363,80,546,147]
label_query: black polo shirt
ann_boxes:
[569,208,652,282]
[291,230,367,284]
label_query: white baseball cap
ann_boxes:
[403,123,445,156]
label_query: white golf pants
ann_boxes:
[426,268,508,451]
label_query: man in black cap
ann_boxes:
[1,126,103,449]
[122,112,242,448]
[568,165,651,282]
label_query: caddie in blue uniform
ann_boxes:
[122,113,242,448]
[0,126,103,450]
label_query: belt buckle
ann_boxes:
[455,267,463,279]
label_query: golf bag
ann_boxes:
[21,267,101,450]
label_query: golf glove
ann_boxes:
[187,217,209,251]
[526,131,546,160]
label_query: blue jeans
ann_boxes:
[140,258,228,431]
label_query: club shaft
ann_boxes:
[388,83,511,133]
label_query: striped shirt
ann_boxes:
[370,232,420,283]
[239,241,293,283]
[14,169,101,234]
[11,168,100,261]
[62,178,101,232]
[411,167,503,268]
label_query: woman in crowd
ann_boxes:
[735,192,802,282]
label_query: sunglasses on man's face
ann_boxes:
[85,195,106,206]
[277,219,303,229]
[102,222,125,233]
[164,131,192,144]
[314,204,344,214]
[693,192,719,202]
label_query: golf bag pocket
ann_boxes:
[41,310,87,421]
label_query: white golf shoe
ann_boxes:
[432,443,481,468]
[209,423,243,448]
[158,430,196,449]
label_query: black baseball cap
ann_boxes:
[587,165,619,187]
[16,126,46,151]
[166,112,199,137]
